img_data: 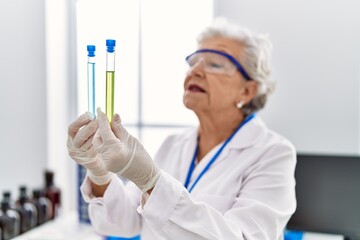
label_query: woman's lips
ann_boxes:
[188,84,206,92]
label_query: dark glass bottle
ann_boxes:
[44,170,61,219]
[2,193,16,210]
[16,186,38,233]
[31,189,52,225]
[0,192,21,240]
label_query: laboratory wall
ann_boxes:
[215,0,360,155]
[0,0,48,196]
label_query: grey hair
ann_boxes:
[197,17,276,115]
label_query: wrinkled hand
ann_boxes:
[67,112,112,185]
[93,108,160,192]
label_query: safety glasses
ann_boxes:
[185,49,251,80]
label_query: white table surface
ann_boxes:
[12,212,104,240]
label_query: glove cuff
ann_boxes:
[140,169,162,192]
[87,171,113,185]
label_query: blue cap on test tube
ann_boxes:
[106,39,116,53]
[87,45,96,57]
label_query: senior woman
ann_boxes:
[67,18,296,240]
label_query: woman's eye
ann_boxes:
[209,62,224,69]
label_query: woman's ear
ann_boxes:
[240,81,258,104]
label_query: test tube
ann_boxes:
[87,45,96,115]
[105,39,116,122]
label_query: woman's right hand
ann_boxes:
[92,108,160,192]
[67,112,112,185]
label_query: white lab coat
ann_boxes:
[81,116,297,240]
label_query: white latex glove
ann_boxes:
[67,112,112,185]
[93,108,160,192]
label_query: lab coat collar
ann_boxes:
[179,116,266,192]
[227,115,265,150]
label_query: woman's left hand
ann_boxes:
[92,108,161,192]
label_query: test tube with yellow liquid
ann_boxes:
[105,39,116,122]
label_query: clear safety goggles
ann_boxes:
[185,49,251,80]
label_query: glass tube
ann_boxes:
[105,39,116,122]
[87,45,96,115]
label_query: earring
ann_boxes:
[236,101,244,109]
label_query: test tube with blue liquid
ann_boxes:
[78,45,96,224]
[87,45,96,115]
[105,39,116,122]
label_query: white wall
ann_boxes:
[0,0,77,214]
[0,0,48,198]
[215,0,360,155]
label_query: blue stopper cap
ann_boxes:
[87,45,96,57]
[106,39,116,53]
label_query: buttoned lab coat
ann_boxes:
[81,116,297,240]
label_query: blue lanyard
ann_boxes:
[184,114,255,193]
